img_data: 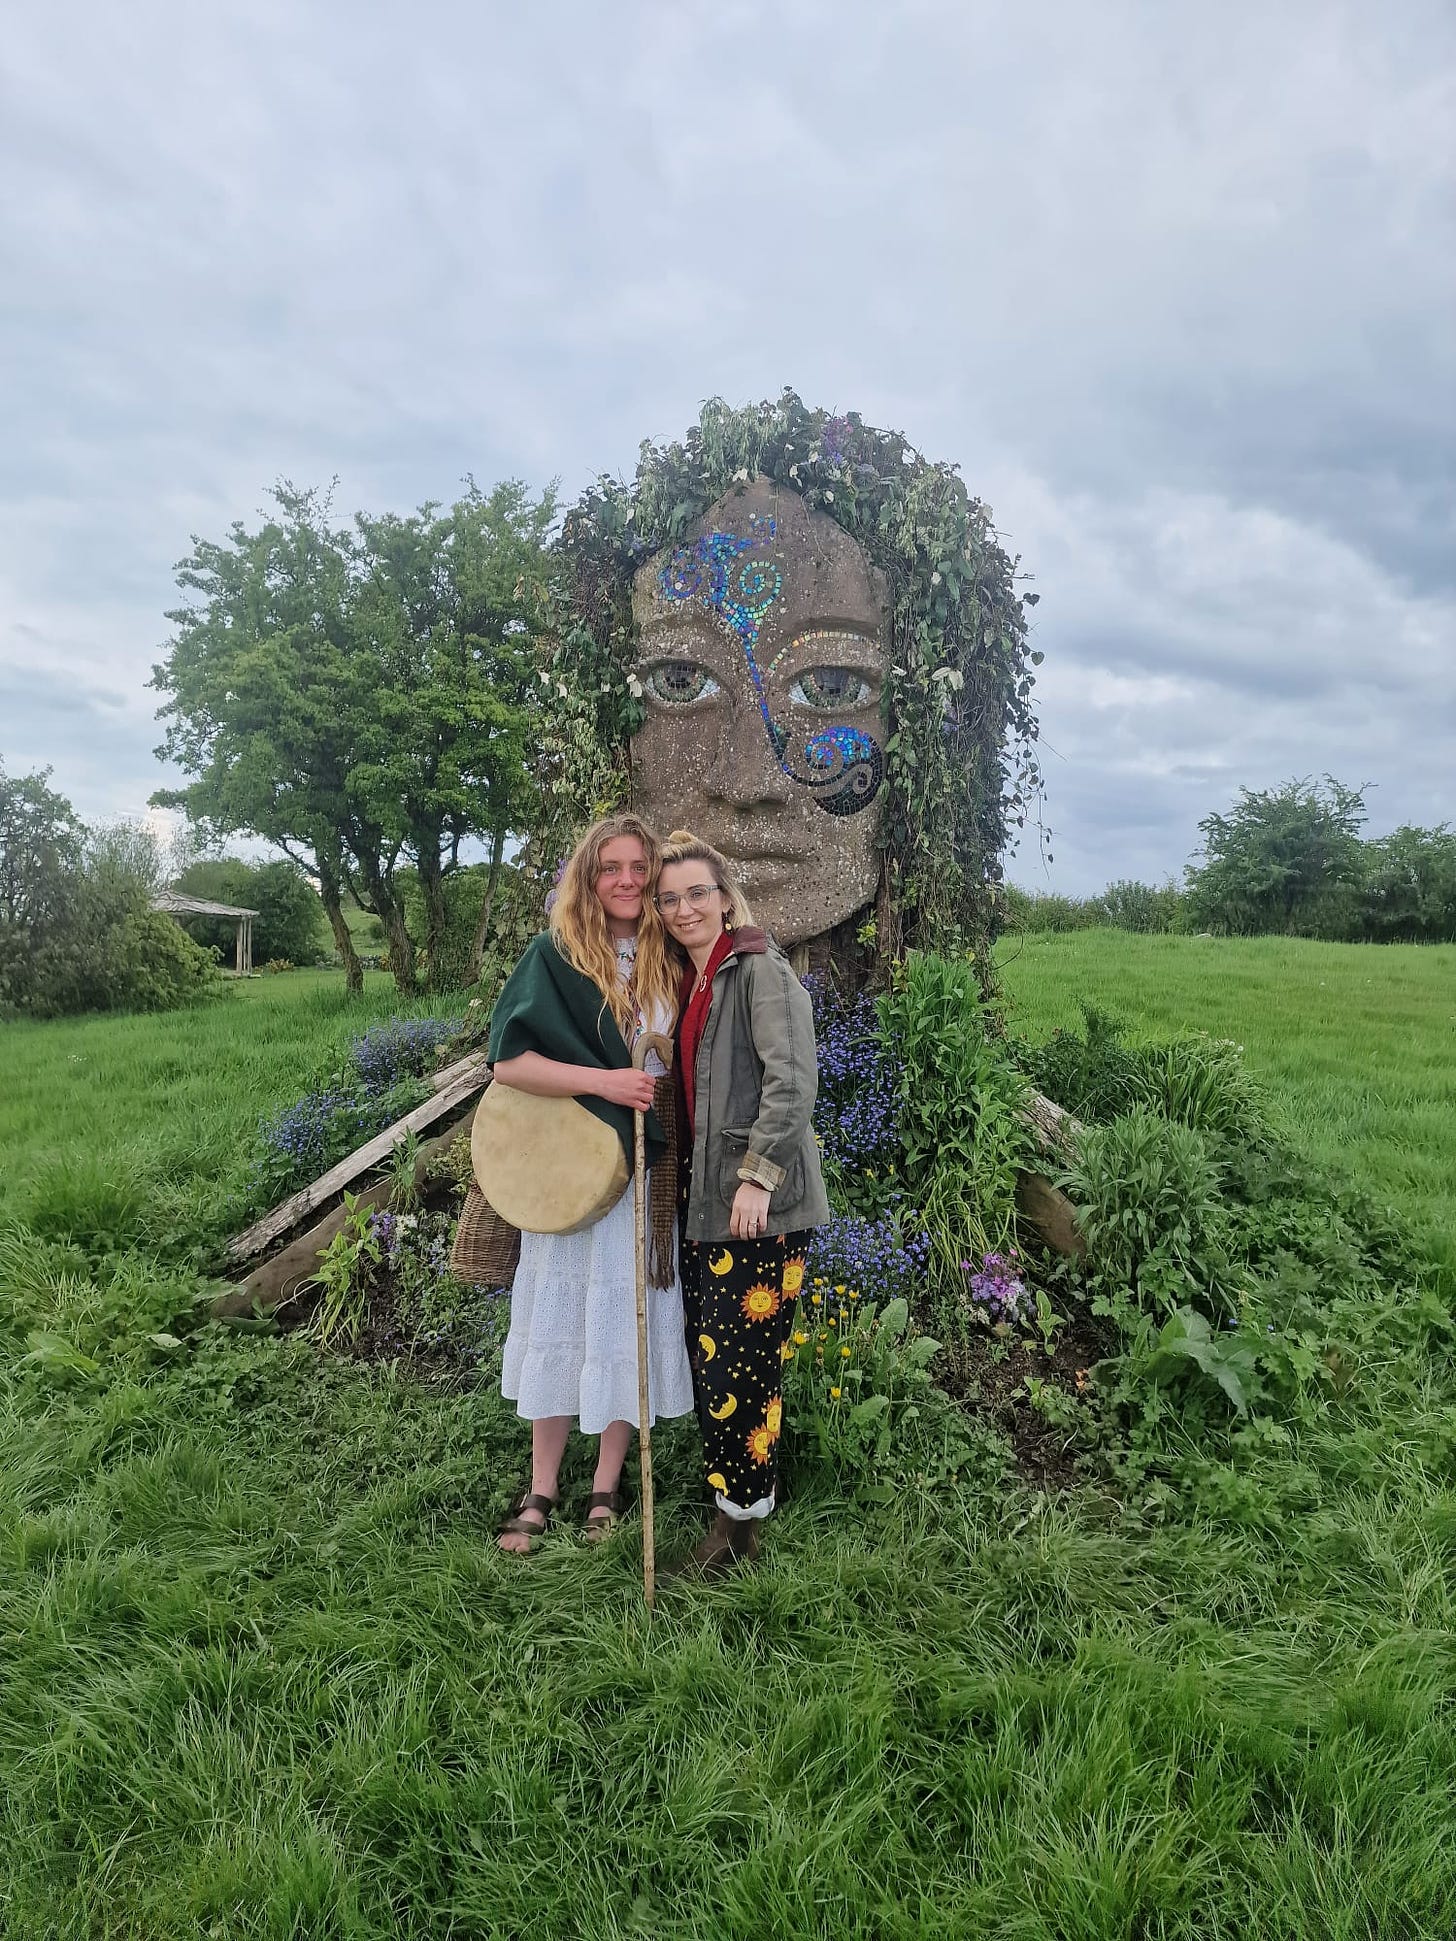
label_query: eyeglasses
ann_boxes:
[654,882,719,913]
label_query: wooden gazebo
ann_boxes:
[152,891,261,973]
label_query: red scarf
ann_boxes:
[676,929,736,1137]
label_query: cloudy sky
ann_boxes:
[3,0,1452,894]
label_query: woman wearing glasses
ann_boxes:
[653,830,830,1575]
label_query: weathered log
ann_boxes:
[1015,1169,1086,1258]
[214,1112,475,1318]
[1013,1089,1085,1256]
[226,1053,490,1263]
[1017,1088,1082,1162]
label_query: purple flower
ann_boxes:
[962,1250,1028,1319]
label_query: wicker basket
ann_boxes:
[449,1184,522,1290]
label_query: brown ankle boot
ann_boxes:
[669,1510,761,1578]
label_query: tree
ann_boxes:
[0,764,86,1007]
[151,486,386,996]
[1185,777,1368,936]
[0,787,214,1018]
[151,481,553,996]
[172,856,328,964]
[1357,824,1456,943]
[349,480,553,988]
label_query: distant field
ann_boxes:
[0,971,462,1253]
[997,930,1456,1290]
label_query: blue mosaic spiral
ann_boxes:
[802,724,884,817]
[657,519,882,818]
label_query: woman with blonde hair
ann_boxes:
[654,830,830,1575]
[489,812,694,1553]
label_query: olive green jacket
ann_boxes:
[679,930,831,1244]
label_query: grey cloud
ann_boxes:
[1,0,1451,896]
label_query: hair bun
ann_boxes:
[665,828,697,846]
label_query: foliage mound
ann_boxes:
[0,770,216,1019]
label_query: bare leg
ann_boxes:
[586,1418,634,1529]
[499,1413,571,1553]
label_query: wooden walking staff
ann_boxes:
[631,1030,674,1610]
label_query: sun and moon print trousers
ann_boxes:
[680,1226,810,1516]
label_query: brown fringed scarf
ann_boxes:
[647,1070,679,1291]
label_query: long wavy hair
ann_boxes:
[655,829,755,971]
[550,813,679,1037]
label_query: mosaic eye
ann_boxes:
[643,660,722,707]
[790,666,873,711]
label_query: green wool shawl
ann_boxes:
[487,932,666,1169]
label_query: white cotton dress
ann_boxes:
[499,939,695,1435]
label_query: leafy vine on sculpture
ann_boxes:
[488,390,1042,996]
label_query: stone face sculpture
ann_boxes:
[631,478,888,946]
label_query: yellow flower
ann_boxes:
[840,1346,851,1359]
[829,1386,842,1399]
[834,1284,846,1295]
[811,1293,822,1306]
[849,1290,860,1300]
[794,1331,808,1345]
[813,1276,826,1287]
[827,1315,837,1326]
[781,1344,795,1363]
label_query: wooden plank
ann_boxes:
[214,1110,477,1317]
[226,1053,489,1262]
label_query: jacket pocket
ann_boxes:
[717,1125,752,1203]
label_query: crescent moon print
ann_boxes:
[708,1393,738,1421]
[658,516,883,818]
[708,1248,734,1276]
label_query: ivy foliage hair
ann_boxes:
[656,828,755,941]
[542,389,1043,988]
[549,812,679,1035]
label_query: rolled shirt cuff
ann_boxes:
[736,1150,785,1191]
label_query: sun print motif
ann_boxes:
[741,1284,781,1322]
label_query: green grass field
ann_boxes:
[0,970,463,1257]
[2,947,1453,1939]
[996,932,1456,1295]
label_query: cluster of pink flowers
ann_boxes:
[961,1249,1028,1320]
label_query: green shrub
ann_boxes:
[23,892,215,1018]
[1015,1003,1147,1124]
[878,951,1030,1310]
[1002,886,1104,932]
[1098,878,1186,933]
[1136,1033,1268,1144]
[1061,1107,1238,1320]
[172,857,328,965]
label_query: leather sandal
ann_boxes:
[497,1488,557,1554]
[581,1486,627,1545]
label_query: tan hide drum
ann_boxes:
[470,1083,629,1235]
